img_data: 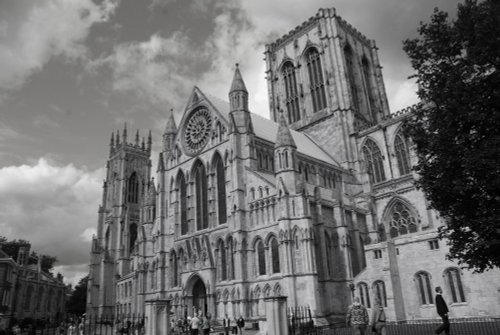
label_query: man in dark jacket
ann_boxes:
[435,286,450,335]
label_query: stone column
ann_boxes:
[145,299,170,335]
[264,296,289,335]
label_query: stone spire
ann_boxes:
[116,130,120,145]
[135,129,140,146]
[229,63,249,113]
[147,130,152,152]
[164,109,177,135]
[122,123,127,143]
[229,63,248,94]
[275,112,296,149]
[110,132,114,155]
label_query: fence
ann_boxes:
[292,317,500,335]
[6,314,146,335]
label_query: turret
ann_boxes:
[163,109,177,153]
[109,132,115,155]
[228,64,253,134]
[274,112,299,192]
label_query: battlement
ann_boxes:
[265,7,373,53]
[382,103,420,121]
[109,125,152,156]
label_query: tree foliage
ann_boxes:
[0,236,58,273]
[66,275,88,315]
[403,0,500,272]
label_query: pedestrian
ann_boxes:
[370,299,386,335]
[435,286,450,335]
[237,316,245,334]
[345,297,369,335]
[78,319,84,335]
[201,315,210,335]
[222,314,231,335]
[190,313,201,335]
[11,324,21,335]
[230,316,238,334]
[67,323,76,335]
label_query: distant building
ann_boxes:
[0,244,66,329]
[87,6,500,331]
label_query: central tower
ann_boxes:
[265,8,390,169]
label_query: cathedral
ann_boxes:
[86,7,500,330]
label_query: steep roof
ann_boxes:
[200,90,339,166]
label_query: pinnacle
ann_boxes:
[229,63,247,93]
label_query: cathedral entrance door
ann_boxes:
[192,278,207,316]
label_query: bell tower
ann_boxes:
[87,124,152,316]
[264,7,390,169]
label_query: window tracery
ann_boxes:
[362,139,386,183]
[306,48,327,112]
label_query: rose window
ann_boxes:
[183,108,212,155]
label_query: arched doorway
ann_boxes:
[192,278,207,316]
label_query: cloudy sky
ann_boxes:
[0,0,458,286]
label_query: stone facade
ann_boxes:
[0,245,66,329]
[87,7,500,329]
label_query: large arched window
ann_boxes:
[219,240,227,281]
[256,240,266,276]
[127,172,139,203]
[373,280,387,307]
[445,268,466,303]
[415,271,433,305]
[177,172,188,235]
[394,132,411,176]
[271,238,280,274]
[387,200,418,238]
[306,48,327,113]
[362,139,386,183]
[214,154,227,224]
[193,161,208,230]
[282,61,300,122]
[357,282,371,308]
[345,45,360,111]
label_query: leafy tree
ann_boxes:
[403,0,500,272]
[66,275,88,315]
[0,236,58,273]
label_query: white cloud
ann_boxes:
[90,32,199,110]
[0,158,104,284]
[0,0,118,92]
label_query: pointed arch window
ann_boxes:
[387,201,418,238]
[373,280,387,307]
[256,240,266,276]
[415,271,433,305]
[271,238,280,274]
[127,172,139,203]
[177,173,188,235]
[445,268,466,303]
[306,48,327,113]
[362,57,375,120]
[325,233,333,277]
[345,45,360,111]
[282,61,300,122]
[129,223,137,253]
[394,133,411,176]
[219,240,227,281]
[228,236,235,280]
[171,251,178,287]
[357,282,371,308]
[362,139,386,183]
[194,161,208,230]
[214,155,227,224]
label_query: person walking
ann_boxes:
[201,315,211,335]
[435,286,450,335]
[345,297,369,335]
[222,314,231,335]
[190,313,201,335]
[230,316,238,334]
[370,299,386,335]
[237,316,245,335]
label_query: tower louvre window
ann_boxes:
[282,62,300,122]
[362,139,386,183]
[127,172,139,203]
[362,57,375,120]
[345,45,360,112]
[306,48,327,113]
[394,132,411,176]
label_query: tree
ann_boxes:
[0,236,58,273]
[66,275,88,315]
[403,0,500,272]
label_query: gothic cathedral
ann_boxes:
[87,7,500,329]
